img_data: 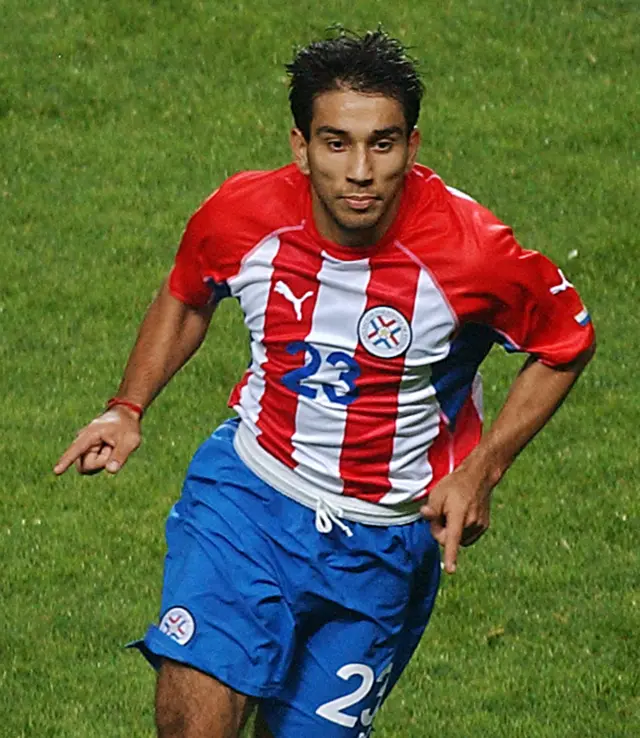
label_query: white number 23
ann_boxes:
[315,662,393,733]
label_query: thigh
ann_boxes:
[261,520,441,738]
[156,658,254,738]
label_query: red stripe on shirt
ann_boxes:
[255,236,323,467]
[425,415,454,494]
[425,394,483,493]
[340,254,422,502]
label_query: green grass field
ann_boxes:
[1,1,638,736]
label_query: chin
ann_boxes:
[338,211,381,232]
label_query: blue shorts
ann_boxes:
[132,419,440,737]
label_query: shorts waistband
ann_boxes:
[233,422,423,527]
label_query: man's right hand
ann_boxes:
[53,406,142,476]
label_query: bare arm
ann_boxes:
[422,344,595,574]
[53,278,215,475]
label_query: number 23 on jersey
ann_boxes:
[281,341,361,406]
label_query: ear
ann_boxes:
[290,128,310,175]
[405,128,421,173]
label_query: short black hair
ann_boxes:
[286,28,424,141]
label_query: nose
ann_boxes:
[346,145,373,186]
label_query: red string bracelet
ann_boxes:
[106,397,144,419]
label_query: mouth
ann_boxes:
[342,195,379,211]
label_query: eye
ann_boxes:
[327,139,346,152]
[373,140,394,152]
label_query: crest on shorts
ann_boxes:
[358,306,412,358]
[159,606,196,646]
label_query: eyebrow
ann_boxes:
[315,126,348,136]
[371,126,405,138]
[315,125,405,139]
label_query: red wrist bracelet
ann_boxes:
[106,397,144,419]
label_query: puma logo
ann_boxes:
[275,280,314,321]
[549,269,574,295]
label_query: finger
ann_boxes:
[79,445,102,471]
[80,444,113,475]
[422,502,445,542]
[462,513,491,546]
[443,506,466,574]
[420,504,438,521]
[105,433,140,474]
[76,444,101,474]
[429,520,446,546]
[461,524,486,547]
[95,443,114,467]
[54,433,104,475]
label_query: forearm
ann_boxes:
[461,345,596,489]
[114,278,215,410]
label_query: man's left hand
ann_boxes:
[420,467,493,575]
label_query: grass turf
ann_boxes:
[1,1,638,735]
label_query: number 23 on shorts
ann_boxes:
[315,662,393,736]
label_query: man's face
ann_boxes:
[291,88,420,247]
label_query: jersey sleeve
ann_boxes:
[477,224,595,366]
[168,194,218,308]
[168,169,285,307]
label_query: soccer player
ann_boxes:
[54,29,595,738]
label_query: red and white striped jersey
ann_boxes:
[169,163,594,523]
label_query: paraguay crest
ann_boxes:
[358,305,412,358]
[159,606,196,645]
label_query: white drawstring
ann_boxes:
[315,499,354,538]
